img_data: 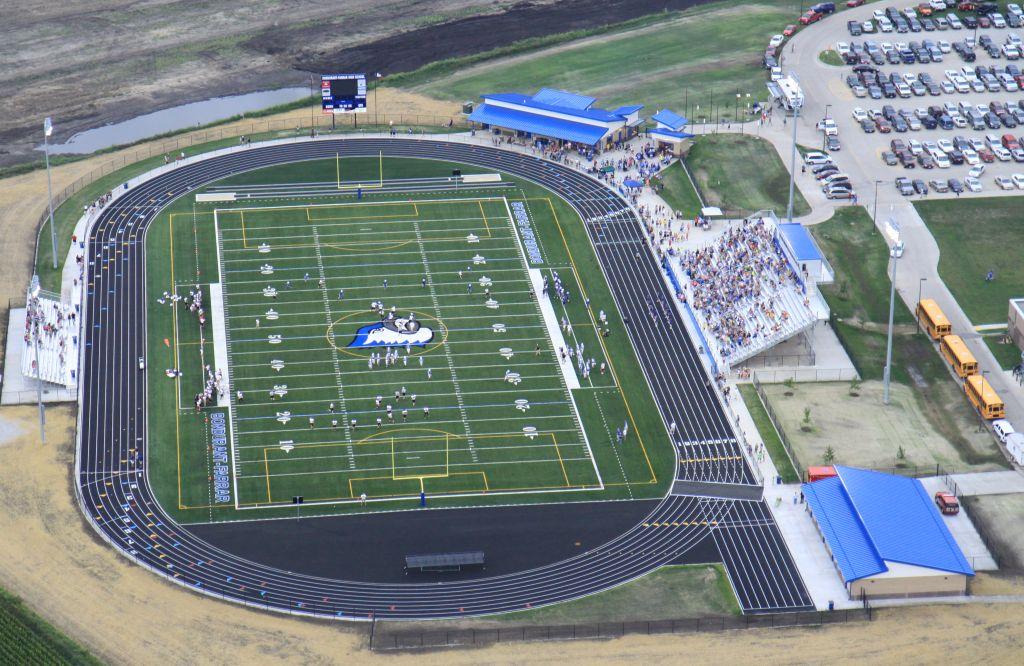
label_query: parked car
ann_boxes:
[995,174,1015,189]
[930,178,951,192]
[896,176,915,194]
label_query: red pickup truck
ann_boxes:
[800,10,822,25]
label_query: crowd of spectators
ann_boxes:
[23,295,80,386]
[678,218,805,359]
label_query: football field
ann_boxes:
[214,196,602,508]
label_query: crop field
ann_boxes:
[145,156,674,523]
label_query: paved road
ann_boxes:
[781,4,1024,437]
[77,137,810,618]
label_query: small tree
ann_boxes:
[848,377,862,397]
[801,407,813,432]
[783,377,796,396]
[823,446,836,464]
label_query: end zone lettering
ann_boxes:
[511,201,543,265]
[210,412,231,504]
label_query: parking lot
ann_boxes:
[814,2,1024,197]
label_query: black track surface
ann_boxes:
[78,138,809,618]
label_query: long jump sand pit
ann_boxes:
[1,403,1024,662]
[759,381,1004,474]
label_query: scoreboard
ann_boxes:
[321,74,367,114]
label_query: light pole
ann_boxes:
[374,72,381,128]
[883,235,901,405]
[872,179,883,226]
[735,92,740,125]
[786,87,803,224]
[821,104,832,151]
[917,277,927,311]
[43,118,57,270]
[29,275,45,443]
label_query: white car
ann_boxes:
[770,34,785,48]
[993,145,1013,161]
[963,149,980,166]
[862,20,876,33]
[818,118,838,136]
[948,13,963,30]
[969,137,986,151]
[836,41,851,56]
[1008,32,1023,46]
[937,138,954,153]
[908,139,924,155]
[940,81,955,94]
[970,78,986,93]
[803,151,831,165]
[770,66,783,81]
[938,40,952,54]
[993,14,1007,29]
[968,164,986,178]
[929,0,947,9]
[852,107,869,123]
[933,152,952,168]
[878,17,893,32]
[995,175,1015,190]
[1013,173,1024,188]
[874,9,887,20]
[903,7,917,19]
[1009,4,1023,17]
[903,72,917,84]
[965,176,982,192]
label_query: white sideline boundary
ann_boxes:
[530,268,580,390]
[209,282,231,407]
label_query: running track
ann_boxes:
[77,138,811,618]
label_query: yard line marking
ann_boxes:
[312,225,354,471]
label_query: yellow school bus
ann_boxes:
[939,335,978,378]
[916,299,952,340]
[964,374,1005,420]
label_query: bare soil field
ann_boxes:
[0,404,1021,663]
[1,0,716,168]
[760,381,1003,474]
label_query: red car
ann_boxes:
[847,0,865,6]
[957,1,977,10]
[799,10,821,25]
[978,148,996,163]
[783,24,797,36]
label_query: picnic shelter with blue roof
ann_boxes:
[802,466,974,599]
[469,88,644,150]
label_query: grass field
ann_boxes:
[654,162,703,218]
[0,588,98,665]
[810,207,1006,469]
[736,384,799,483]
[984,334,1023,370]
[406,1,797,123]
[915,197,1024,324]
[685,134,810,217]
[145,156,675,522]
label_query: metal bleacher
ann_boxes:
[21,290,80,389]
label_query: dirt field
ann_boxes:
[1,0,720,168]
[760,381,1003,474]
[0,402,1022,663]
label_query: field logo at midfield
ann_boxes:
[348,316,434,349]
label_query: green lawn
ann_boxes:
[686,134,810,217]
[915,197,1024,324]
[0,588,98,665]
[494,565,740,623]
[810,207,1006,467]
[146,156,676,522]
[406,1,797,123]
[737,384,799,483]
[654,162,703,218]
[818,50,843,66]
[984,334,1023,371]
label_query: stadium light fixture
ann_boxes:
[43,118,58,270]
[883,233,902,405]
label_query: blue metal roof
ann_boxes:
[480,92,638,123]
[532,88,596,110]
[468,103,608,146]
[802,476,885,583]
[651,109,689,130]
[612,104,644,116]
[778,223,823,262]
[649,128,695,140]
[803,466,975,584]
